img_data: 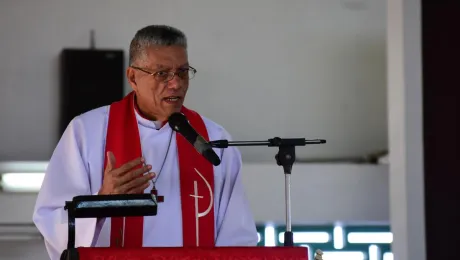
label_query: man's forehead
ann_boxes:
[144,45,187,57]
[141,46,188,69]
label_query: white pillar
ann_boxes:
[387,0,426,260]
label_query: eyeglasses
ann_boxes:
[130,65,197,82]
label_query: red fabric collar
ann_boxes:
[104,91,215,247]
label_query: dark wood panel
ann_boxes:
[422,1,460,259]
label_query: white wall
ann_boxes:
[243,163,389,225]
[0,0,387,162]
[387,0,426,259]
[0,241,48,260]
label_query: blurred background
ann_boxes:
[0,0,420,260]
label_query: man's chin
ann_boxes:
[164,107,183,118]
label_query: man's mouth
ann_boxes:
[163,96,182,104]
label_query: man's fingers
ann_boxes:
[105,151,116,172]
[127,182,151,194]
[112,157,144,176]
[121,172,155,193]
[117,165,152,185]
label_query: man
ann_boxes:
[33,25,258,260]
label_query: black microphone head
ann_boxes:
[203,149,221,166]
[168,111,221,166]
[168,112,188,132]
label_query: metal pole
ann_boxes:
[285,173,292,233]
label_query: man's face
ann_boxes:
[127,45,190,122]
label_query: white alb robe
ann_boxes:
[32,105,258,260]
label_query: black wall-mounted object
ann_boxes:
[59,49,125,136]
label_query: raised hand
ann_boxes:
[98,151,155,195]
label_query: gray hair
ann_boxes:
[129,25,187,65]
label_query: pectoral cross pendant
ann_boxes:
[150,186,164,203]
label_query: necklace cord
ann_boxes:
[141,129,174,191]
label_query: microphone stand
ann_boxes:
[209,137,326,247]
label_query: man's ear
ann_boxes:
[126,67,138,91]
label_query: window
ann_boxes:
[256,224,392,260]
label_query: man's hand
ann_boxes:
[99,151,155,195]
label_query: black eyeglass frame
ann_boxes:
[130,65,197,82]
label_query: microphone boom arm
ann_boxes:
[209,138,326,148]
[209,137,326,247]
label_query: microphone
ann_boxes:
[168,112,221,166]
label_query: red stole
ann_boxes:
[103,91,215,248]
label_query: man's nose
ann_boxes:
[165,75,181,89]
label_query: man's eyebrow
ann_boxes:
[155,63,190,69]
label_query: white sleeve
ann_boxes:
[32,117,102,260]
[214,133,258,246]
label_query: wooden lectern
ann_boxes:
[60,194,309,260]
